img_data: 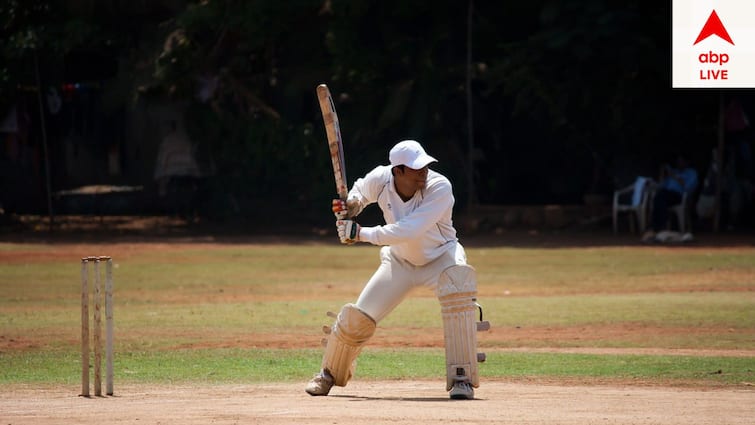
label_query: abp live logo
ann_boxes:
[695,9,734,81]
[673,1,754,88]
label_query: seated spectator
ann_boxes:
[642,154,698,242]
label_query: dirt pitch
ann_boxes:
[2,381,754,425]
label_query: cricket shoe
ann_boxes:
[305,370,334,396]
[449,381,474,400]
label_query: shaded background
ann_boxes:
[0,0,753,232]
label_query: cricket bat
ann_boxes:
[316,84,348,201]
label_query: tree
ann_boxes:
[147,1,337,220]
[1,0,70,227]
[475,1,671,200]
[0,0,177,223]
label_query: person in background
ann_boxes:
[642,154,698,242]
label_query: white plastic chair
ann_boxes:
[647,186,692,233]
[668,192,691,233]
[612,181,651,234]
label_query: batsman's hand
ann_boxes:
[332,198,362,219]
[336,220,360,244]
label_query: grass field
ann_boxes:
[1,235,754,389]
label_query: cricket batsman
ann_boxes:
[305,139,487,400]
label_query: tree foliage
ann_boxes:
[1,1,727,217]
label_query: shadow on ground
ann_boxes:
[0,213,753,248]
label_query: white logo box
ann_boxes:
[672,0,755,89]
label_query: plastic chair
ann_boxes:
[668,192,691,233]
[612,181,651,234]
[646,186,692,233]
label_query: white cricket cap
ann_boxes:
[389,140,438,169]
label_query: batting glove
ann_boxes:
[332,198,362,219]
[332,199,348,219]
[336,220,360,244]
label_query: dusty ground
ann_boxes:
[1,381,753,425]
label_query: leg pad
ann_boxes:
[437,265,489,390]
[321,304,376,387]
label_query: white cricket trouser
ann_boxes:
[355,243,467,323]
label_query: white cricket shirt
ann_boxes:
[350,165,458,266]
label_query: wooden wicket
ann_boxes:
[81,256,114,397]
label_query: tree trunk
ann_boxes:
[34,50,54,232]
[714,92,725,232]
[465,0,477,208]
